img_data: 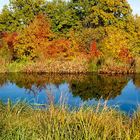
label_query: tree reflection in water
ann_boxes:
[0,73,135,102]
[71,75,130,101]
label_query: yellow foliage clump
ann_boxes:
[100,26,131,58]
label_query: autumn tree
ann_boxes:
[0,0,139,69]
[133,16,140,55]
[99,26,134,65]
[14,14,53,60]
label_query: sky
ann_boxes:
[0,0,140,15]
[0,0,9,10]
[128,0,140,15]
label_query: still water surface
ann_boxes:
[0,73,140,113]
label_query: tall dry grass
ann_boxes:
[0,100,140,140]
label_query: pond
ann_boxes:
[0,73,140,113]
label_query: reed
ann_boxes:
[0,101,140,140]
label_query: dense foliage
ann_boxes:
[0,0,140,73]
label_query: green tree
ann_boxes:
[82,0,132,28]
[44,0,82,34]
[0,5,15,32]
[0,0,45,32]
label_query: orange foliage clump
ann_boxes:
[9,14,89,61]
[2,32,18,49]
[89,40,100,58]
[119,47,135,67]
[43,39,72,58]
[118,48,130,59]
[27,14,53,40]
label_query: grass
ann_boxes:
[6,58,89,73]
[0,101,140,140]
[0,54,138,74]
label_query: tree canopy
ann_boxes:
[0,0,133,32]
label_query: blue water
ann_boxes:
[0,73,140,113]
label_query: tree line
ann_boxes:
[0,0,140,73]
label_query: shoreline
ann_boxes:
[0,70,137,74]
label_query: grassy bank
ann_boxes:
[0,58,138,74]
[0,58,90,73]
[0,101,140,140]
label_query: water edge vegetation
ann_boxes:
[0,100,140,140]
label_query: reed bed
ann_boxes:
[0,101,140,140]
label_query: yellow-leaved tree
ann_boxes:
[100,26,131,58]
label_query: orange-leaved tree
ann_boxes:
[0,32,18,61]
[89,40,100,58]
[14,13,53,60]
